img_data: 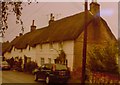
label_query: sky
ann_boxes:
[3,0,119,42]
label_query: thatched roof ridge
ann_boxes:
[14,11,93,49]
[100,18,117,41]
[2,41,11,55]
[3,11,117,53]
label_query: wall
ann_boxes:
[62,41,74,71]
[4,52,11,59]
[23,45,36,61]
[4,47,21,59]
[74,18,116,73]
[4,40,74,71]
[74,32,84,71]
[35,40,74,71]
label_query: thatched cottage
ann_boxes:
[2,2,116,71]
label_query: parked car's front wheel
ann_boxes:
[34,74,38,81]
[45,76,50,84]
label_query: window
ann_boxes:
[48,58,51,64]
[39,44,42,51]
[21,49,23,52]
[49,43,53,49]
[27,57,31,63]
[41,58,44,65]
[29,46,30,51]
[14,48,16,51]
[59,42,63,50]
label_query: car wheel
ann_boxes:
[34,74,38,81]
[45,76,50,84]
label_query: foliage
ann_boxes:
[25,61,38,73]
[1,1,23,37]
[6,57,14,68]
[0,0,38,37]
[88,43,119,74]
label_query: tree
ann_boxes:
[0,0,38,37]
[88,43,119,74]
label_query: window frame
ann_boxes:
[41,57,45,66]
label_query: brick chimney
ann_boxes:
[90,0,100,27]
[49,13,55,25]
[90,0,100,17]
[31,20,36,32]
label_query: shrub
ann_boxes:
[88,43,119,74]
[25,61,38,73]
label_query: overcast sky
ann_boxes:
[3,1,119,42]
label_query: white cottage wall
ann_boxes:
[3,41,74,71]
[23,45,36,61]
[4,52,11,59]
[35,40,74,71]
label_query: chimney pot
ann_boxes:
[19,33,23,36]
[32,20,35,26]
[31,20,36,32]
[49,13,55,25]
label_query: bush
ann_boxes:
[25,61,38,73]
[88,43,119,74]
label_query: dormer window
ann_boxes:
[29,46,31,51]
[59,42,63,50]
[41,58,45,66]
[49,42,53,49]
[39,44,42,51]
[48,58,51,64]
[21,49,23,52]
[14,48,16,51]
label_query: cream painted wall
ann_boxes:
[3,40,75,71]
[35,40,74,71]
[62,41,74,71]
[4,52,11,59]
[23,45,36,61]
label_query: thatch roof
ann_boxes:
[2,41,11,55]
[14,12,93,49]
[3,11,116,53]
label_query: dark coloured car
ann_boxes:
[33,63,70,84]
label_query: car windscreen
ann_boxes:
[55,64,67,70]
[41,64,53,70]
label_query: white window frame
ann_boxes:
[58,42,63,50]
[48,58,51,64]
[49,42,53,50]
[39,44,42,51]
[41,58,45,65]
